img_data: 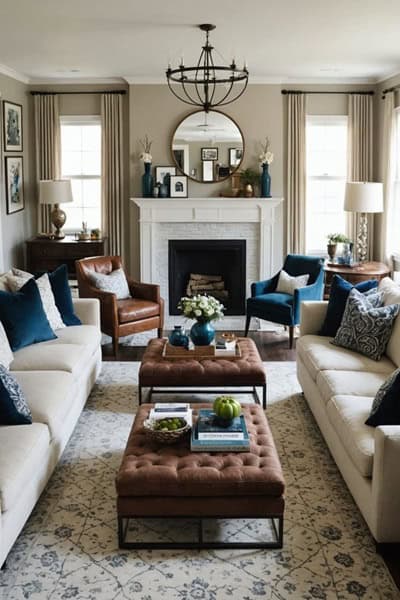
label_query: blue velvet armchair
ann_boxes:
[245,254,325,348]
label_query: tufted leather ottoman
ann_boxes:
[116,403,285,549]
[138,337,267,408]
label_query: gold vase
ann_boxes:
[244,183,254,198]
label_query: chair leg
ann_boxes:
[157,328,163,338]
[289,326,294,349]
[112,336,119,357]
[244,314,251,337]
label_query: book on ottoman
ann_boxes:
[191,409,250,452]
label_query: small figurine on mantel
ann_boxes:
[78,221,91,241]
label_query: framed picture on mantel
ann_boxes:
[170,175,188,198]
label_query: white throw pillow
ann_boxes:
[379,277,400,366]
[6,270,65,331]
[0,270,13,291]
[276,269,310,295]
[88,268,131,300]
[0,321,13,369]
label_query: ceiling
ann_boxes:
[0,0,399,84]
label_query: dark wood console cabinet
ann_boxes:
[26,236,107,278]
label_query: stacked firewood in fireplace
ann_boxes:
[186,273,229,302]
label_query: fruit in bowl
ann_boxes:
[143,416,191,444]
[213,395,241,425]
[154,417,187,431]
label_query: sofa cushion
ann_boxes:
[0,365,32,425]
[380,277,400,367]
[10,343,88,375]
[117,299,160,324]
[0,321,13,369]
[14,370,75,438]
[296,335,395,382]
[0,422,50,511]
[320,275,379,337]
[365,368,400,427]
[53,324,101,352]
[326,395,374,477]
[316,369,388,404]
[333,288,399,361]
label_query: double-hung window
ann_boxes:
[60,116,101,232]
[305,115,348,254]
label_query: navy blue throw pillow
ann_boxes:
[0,365,32,425]
[47,264,81,326]
[0,278,57,351]
[366,368,400,426]
[319,275,378,337]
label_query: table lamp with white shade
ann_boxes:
[344,182,383,262]
[39,179,73,239]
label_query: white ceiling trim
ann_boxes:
[376,68,400,85]
[0,63,29,84]
[30,76,126,85]
[124,74,377,86]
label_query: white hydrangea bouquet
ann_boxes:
[177,294,225,323]
[139,134,153,163]
[259,137,274,166]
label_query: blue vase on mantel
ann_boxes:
[190,320,215,346]
[261,163,271,198]
[142,162,154,198]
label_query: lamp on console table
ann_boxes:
[344,182,383,262]
[39,179,73,239]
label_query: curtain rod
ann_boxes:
[281,89,374,96]
[381,84,400,99]
[30,90,127,96]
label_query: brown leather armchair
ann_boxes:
[75,256,164,356]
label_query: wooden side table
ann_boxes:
[26,236,107,278]
[324,261,391,298]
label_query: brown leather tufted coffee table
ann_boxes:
[138,337,267,408]
[116,403,285,549]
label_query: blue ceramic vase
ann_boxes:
[142,162,154,198]
[168,325,189,348]
[190,320,215,346]
[261,163,271,198]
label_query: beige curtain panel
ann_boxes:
[101,93,124,257]
[286,93,306,254]
[381,91,398,265]
[34,95,61,232]
[347,94,373,260]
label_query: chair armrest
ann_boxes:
[72,298,100,327]
[251,272,279,297]
[299,301,328,336]
[127,278,161,303]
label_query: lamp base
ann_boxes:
[50,204,67,239]
[356,212,368,263]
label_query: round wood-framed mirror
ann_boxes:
[171,109,245,184]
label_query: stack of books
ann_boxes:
[191,408,250,452]
[149,403,193,427]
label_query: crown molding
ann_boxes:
[376,68,400,85]
[125,74,377,86]
[0,63,30,84]
[29,76,126,85]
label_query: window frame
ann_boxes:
[305,114,348,255]
[60,115,102,233]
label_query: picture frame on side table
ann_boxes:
[5,156,24,214]
[170,175,188,198]
[155,165,176,185]
[3,101,23,152]
[201,147,218,161]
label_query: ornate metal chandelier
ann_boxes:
[166,24,249,112]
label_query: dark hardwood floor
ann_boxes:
[102,329,400,590]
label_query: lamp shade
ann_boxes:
[344,182,383,213]
[39,180,73,205]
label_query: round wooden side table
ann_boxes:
[324,261,391,298]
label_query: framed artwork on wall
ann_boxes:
[5,156,24,214]
[170,175,188,198]
[201,147,218,161]
[3,101,23,152]
[155,165,176,185]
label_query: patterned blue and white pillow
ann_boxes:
[0,365,32,425]
[88,268,131,300]
[333,288,400,361]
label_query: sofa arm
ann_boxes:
[372,426,400,542]
[72,298,101,328]
[299,301,328,336]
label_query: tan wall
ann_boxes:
[0,73,34,270]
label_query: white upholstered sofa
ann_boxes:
[296,278,400,544]
[0,298,101,567]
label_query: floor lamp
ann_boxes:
[344,182,383,262]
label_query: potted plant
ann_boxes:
[240,168,259,197]
[327,233,350,261]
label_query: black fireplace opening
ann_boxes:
[168,239,246,316]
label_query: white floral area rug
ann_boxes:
[1,362,399,600]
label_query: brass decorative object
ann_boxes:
[39,180,73,239]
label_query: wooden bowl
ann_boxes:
[143,418,191,445]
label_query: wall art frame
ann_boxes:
[3,100,23,152]
[5,156,24,214]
